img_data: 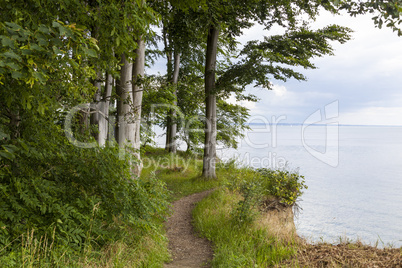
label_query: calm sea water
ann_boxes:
[217,125,402,247]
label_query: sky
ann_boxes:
[147,10,402,126]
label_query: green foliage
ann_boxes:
[0,20,97,116]
[340,0,402,36]
[216,100,251,149]
[231,180,262,225]
[255,168,307,206]
[141,148,221,200]
[220,163,307,226]
[193,189,296,267]
[217,25,352,91]
[0,122,170,265]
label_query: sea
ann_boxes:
[216,124,402,247]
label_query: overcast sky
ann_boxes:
[147,10,402,126]
[238,10,402,126]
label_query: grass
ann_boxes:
[0,215,169,268]
[142,148,306,267]
[4,148,401,267]
[141,148,223,200]
[143,149,402,267]
[193,189,297,267]
[143,148,300,267]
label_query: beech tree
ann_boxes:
[340,0,402,36]
[0,0,163,256]
[155,3,207,153]
[195,0,352,178]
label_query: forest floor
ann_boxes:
[164,190,214,268]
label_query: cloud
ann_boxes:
[146,10,402,126]
[272,84,287,97]
[247,83,339,123]
[227,93,257,110]
[245,11,402,126]
[311,10,402,81]
[339,107,402,126]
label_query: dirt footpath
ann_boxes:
[164,190,214,268]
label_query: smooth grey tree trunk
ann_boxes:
[167,51,180,153]
[90,71,102,143]
[116,54,135,147]
[132,37,145,176]
[98,73,113,146]
[202,25,219,179]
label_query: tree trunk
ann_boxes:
[202,25,219,179]
[166,115,171,150]
[132,37,145,176]
[98,72,113,146]
[164,29,173,151]
[116,54,135,147]
[90,71,102,143]
[167,51,180,153]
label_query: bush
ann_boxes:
[225,166,307,225]
[0,122,170,265]
[256,168,307,206]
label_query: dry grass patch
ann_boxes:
[256,206,299,245]
[276,240,402,267]
[255,202,402,268]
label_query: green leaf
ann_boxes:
[3,51,22,62]
[37,104,46,114]
[82,47,97,58]
[0,36,14,48]
[5,22,22,31]
[21,49,33,56]
[11,70,23,79]
[33,72,47,84]
[37,35,49,47]
[0,150,15,160]
[38,25,50,34]
[30,43,45,51]
[52,21,61,29]
[52,46,64,55]
[0,145,18,160]
[6,61,21,70]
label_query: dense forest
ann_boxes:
[1,0,401,266]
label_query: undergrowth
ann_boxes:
[141,146,222,200]
[7,146,394,268]
[0,126,170,267]
[191,160,304,267]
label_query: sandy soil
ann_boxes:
[164,190,214,268]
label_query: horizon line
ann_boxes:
[246,123,402,127]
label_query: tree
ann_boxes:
[116,54,135,147]
[192,0,352,178]
[339,0,402,36]
[131,36,146,174]
[111,0,155,176]
[0,0,162,257]
[154,4,206,153]
[203,24,220,178]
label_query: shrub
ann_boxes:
[0,122,170,265]
[226,166,307,225]
[256,168,307,206]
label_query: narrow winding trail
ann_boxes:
[164,190,214,268]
